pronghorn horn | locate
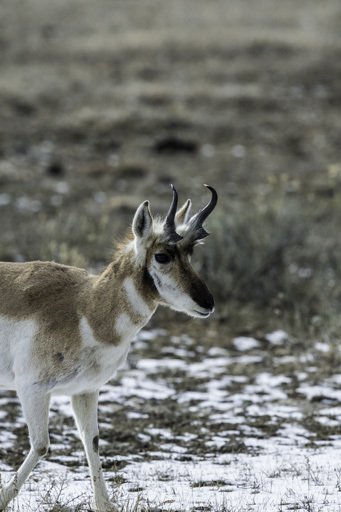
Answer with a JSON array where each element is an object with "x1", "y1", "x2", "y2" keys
[
  {"x1": 163, "y1": 184, "x2": 183, "y2": 244},
  {"x1": 187, "y1": 185, "x2": 218, "y2": 240}
]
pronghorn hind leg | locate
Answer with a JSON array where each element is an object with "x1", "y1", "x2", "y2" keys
[
  {"x1": 71, "y1": 392, "x2": 117, "y2": 512},
  {"x1": 0, "y1": 388, "x2": 50, "y2": 510}
]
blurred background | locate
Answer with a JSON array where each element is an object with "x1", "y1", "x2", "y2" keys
[{"x1": 0, "y1": 0, "x2": 340, "y2": 338}]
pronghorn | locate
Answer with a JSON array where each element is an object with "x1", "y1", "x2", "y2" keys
[{"x1": 0, "y1": 184, "x2": 217, "y2": 512}]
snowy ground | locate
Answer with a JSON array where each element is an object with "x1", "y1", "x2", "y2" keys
[{"x1": 1, "y1": 326, "x2": 341, "y2": 511}]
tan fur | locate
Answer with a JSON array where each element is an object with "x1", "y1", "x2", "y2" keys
[
  {"x1": 0, "y1": 246, "x2": 158, "y2": 388},
  {"x1": 85, "y1": 246, "x2": 158, "y2": 345},
  {"x1": 0, "y1": 262, "x2": 86, "y2": 380}
]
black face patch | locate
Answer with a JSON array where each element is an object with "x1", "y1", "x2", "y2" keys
[
  {"x1": 190, "y1": 280, "x2": 215, "y2": 310},
  {"x1": 56, "y1": 352, "x2": 64, "y2": 362}
]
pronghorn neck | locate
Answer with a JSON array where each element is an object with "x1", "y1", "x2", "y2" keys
[{"x1": 86, "y1": 242, "x2": 157, "y2": 345}]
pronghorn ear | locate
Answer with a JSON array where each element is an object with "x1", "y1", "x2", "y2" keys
[
  {"x1": 175, "y1": 199, "x2": 191, "y2": 225},
  {"x1": 132, "y1": 201, "x2": 153, "y2": 240}
]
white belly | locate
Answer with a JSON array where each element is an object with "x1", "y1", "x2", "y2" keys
[
  {"x1": 51, "y1": 342, "x2": 130, "y2": 395},
  {"x1": 0, "y1": 316, "x2": 131, "y2": 395},
  {"x1": 0, "y1": 317, "x2": 38, "y2": 390}
]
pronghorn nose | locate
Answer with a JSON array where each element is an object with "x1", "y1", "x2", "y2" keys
[
  {"x1": 190, "y1": 274, "x2": 215, "y2": 312},
  {"x1": 198, "y1": 292, "x2": 215, "y2": 312},
  {"x1": 205, "y1": 293, "x2": 215, "y2": 311}
]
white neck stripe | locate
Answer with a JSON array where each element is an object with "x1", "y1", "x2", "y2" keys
[{"x1": 123, "y1": 277, "x2": 152, "y2": 318}]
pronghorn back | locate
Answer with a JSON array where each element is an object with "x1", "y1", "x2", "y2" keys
[{"x1": 0, "y1": 260, "x2": 88, "y2": 318}]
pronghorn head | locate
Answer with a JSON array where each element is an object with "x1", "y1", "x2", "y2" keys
[{"x1": 131, "y1": 185, "x2": 217, "y2": 318}]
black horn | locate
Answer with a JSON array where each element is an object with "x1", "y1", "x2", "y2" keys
[
  {"x1": 188, "y1": 185, "x2": 218, "y2": 240},
  {"x1": 163, "y1": 184, "x2": 183, "y2": 243}
]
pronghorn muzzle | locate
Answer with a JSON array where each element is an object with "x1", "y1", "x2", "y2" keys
[{"x1": 189, "y1": 269, "x2": 215, "y2": 317}]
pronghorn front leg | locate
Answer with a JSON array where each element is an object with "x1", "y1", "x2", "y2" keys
[
  {"x1": 0, "y1": 388, "x2": 50, "y2": 510},
  {"x1": 71, "y1": 392, "x2": 117, "y2": 512}
]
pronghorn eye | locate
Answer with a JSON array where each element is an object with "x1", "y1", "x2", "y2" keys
[{"x1": 155, "y1": 253, "x2": 172, "y2": 264}]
